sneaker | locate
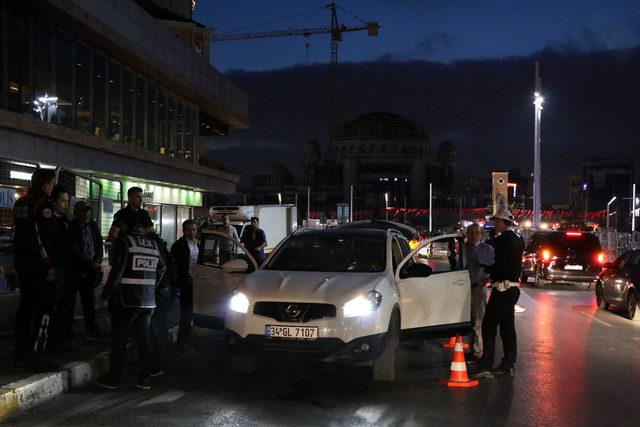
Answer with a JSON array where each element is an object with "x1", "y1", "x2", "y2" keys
[
  {"x1": 514, "y1": 304, "x2": 526, "y2": 313},
  {"x1": 96, "y1": 375, "x2": 119, "y2": 390},
  {"x1": 134, "y1": 377, "x2": 152, "y2": 390},
  {"x1": 473, "y1": 368, "x2": 494, "y2": 379},
  {"x1": 493, "y1": 365, "x2": 515, "y2": 376},
  {"x1": 150, "y1": 369, "x2": 164, "y2": 378}
]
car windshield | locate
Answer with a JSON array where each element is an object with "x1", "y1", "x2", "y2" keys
[
  {"x1": 544, "y1": 233, "x2": 600, "y2": 255},
  {"x1": 264, "y1": 234, "x2": 386, "y2": 272}
]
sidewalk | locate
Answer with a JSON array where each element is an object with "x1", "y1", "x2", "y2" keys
[{"x1": 0, "y1": 303, "x2": 180, "y2": 420}]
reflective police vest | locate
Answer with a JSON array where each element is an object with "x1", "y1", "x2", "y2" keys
[{"x1": 119, "y1": 234, "x2": 160, "y2": 308}]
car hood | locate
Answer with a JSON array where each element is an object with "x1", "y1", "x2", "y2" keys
[{"x1": 238, "y1": 270, "x2": 385, "y2": 303}]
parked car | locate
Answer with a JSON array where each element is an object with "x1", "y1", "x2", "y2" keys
[
  {"x1": 522, "y1": 230, "x2": 604, "y2": 287},
  {"x1": 192, "y1": 228, "x2": 470, "y2": 381},
  {"x1": 595, "y1": 250, "x2": 640, "y2": 320}
]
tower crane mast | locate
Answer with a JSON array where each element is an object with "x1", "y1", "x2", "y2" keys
[{"x1": 211, "y1": 3, "x2": 379, "y2": 140}]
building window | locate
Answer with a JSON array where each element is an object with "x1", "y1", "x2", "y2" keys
[
  {"x1": 33, "y1": 18, "x2": 53, "y2": 107},
  {"x1": 134, "y1": 75, "x2": 146, "y2": 148},
  {"x1": 7, "y1": 3, "x2": 31, "y2": 115},
  {"x1": 75, "y1": 42, "x2": 91, "y2": 133},
  {"x1": 55, "y1": 30, "x2": 74, "y2": 128},
  {"x1": 167, "y1": 93, "x2": 176, "y2": 156},
  {"x1": 157, "y1": 88, "x2": 166, "y2": 154},
  {"x1": 122, "y1": 68, "x2": 134, "y2": 144},
  {"x1": 184, "y1": 104, "x2": 194, "y2": 161},
  {"x1": 147, "y1": 82, "x2": 157, "y2": 152},
  {"x1": 161, "y1": 204, "x2": 177, "y2": 247},
  {"x1": 177, "y1": 98, "x2": 184, "y2": 158},
  {"x1": 93, "y1": 52, "x2": 107, "y2": 137},
  {"x1": 108, "y1": 60, "x2": 121, "y2": 142}
]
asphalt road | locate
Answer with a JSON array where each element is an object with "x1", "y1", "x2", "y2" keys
[{"x1": 8, "y1": 285, "x2": 640, "y2": 426}]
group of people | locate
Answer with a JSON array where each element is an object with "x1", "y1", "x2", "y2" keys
[
  {"x1": 465, "y1": 207, "x2": 525, "y2": 378},
  {"x1": 13, "y1": 169, "x2": 103, "y2": 372},
  {"x1": 11, "y1": 170, "x2": 202, "y2": 390}
]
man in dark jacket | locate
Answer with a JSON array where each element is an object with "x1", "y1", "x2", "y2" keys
[
  {"x1": 97, "y1": 225, "x2": 165, "y2": 390},
  {"x1": 474, "y1": 208, "x2": 525, "y2": 378},
  {"x1": 12, "y1": 169, "x2": 58, "y2": 371},
  {"x1": 66, "y1": 201, "x2": 103, "y2": 340},
  {"x1": 170, "y1": 219, "x2": 199, "y2": 351}
]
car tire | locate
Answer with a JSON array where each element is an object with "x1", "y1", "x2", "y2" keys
[
  {"x1": 595, "y1": 282, "x2": 609, "y2": 310},
  {"x1": 534, "y1": 270, "x2": 547, "y2": 288},
  {"x1": 231, "y1": 355, "x2": 256, "y2": 374},
  {"x1": 627, "y1": 290, "x2": 640, "y2": 321},
  {"x1": 372, "y1": 311, "x2": 399, "y2": 382}
]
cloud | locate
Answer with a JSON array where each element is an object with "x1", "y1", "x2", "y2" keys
[
  {"x1": 546, "y1": 27, "x2": 618, "y2": 53},
  {"x1": 416, "y1": 31, "x2": 456, "y2": 56}
]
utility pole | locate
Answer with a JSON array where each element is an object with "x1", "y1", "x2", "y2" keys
[
  {"x1": 632, "y1": 183, "x2": 636, "y2": 232},
  {"x1": 307, "y1": 186, "x2": 311, "y2": 222},
  {"x1": 350, "y1": 184, "x2": 353, "y2": 222},
  {"x1": 533, "y1": 61, "x2": 543, "y2": 230},
  {"x1": 429, "y1": 182, "x2": 433, "y2": 232}
]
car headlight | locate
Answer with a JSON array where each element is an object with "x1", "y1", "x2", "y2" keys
[
  {"x1": 343, "y1": 290, "x2": 383, "y2": 318},
  {"x1": 229, "y1": 291, "x2": 249, "y2": 314}
]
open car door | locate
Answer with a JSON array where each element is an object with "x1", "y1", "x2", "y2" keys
[
  {"x1": 192, "y1": 231, "x2": 258, "y2": 329},
  {"x1": 395, "y1": 234, "x2": 471, "y2": 337}
]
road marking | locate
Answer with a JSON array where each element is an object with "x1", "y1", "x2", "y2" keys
[{"x1": 577, "y1": 310, "x2": 612, "y2": 327}]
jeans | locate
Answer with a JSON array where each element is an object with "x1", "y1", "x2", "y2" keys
[
  {"x1": 177, "y1": 280, "x2": 193, "y2": 345},
  {"x1": 55, "y1": 271, "x2": 98, "y2": 342},
  {"x1": 479, "y1": 286, "x2": 520, "y2": 370},
  {"x1": 470, "y1": 284, "x2": 487, "y2": 358},
  {"x1": 150, "y1": 288, "x2": 175, "y2": 371},
  {"x1": 107, "y1": 305, "x2": 153, "y2": 380}
]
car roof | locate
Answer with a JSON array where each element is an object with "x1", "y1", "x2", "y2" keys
[
  {"x1": 337, "y1": 220, "x2": 417, "y2": 239},
  {"x1": 295, "y1": 228, "x2": 390, "y2": 239}
]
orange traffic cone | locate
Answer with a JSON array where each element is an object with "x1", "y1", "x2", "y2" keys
[
  {"x1": 438, "y1": 335, "x2": 479, "y2": 388},
  {"x1": 442, "y1": 336, "x2": 469, "y2": 349}
]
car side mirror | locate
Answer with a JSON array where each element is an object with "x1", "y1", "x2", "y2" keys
[
  {"x1": 400, "y1": 263, "x2": 433, "y2": 279},
  {"x1": 222, "y1": 259, "x2": 249, "y2": 273},
  {"x1": 602, "y1": 262, "x2": 614, "y2": 269}
]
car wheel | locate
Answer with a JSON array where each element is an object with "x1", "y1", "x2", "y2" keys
[
  {"x1": 534, "y1": 270, "x2": 547, "y2": 288},
  {"x1": 627, "y1": 290, "x2": 640, "y2": 321},
  {"x1": 372, "y1": 311, "x2": 399, "y2": 382},
  {"x1": 595, "y1": 283, "x2": 609, "y2": 310},
  {"x1": 231, "y1": 355, "x2": 256, "y2": 374}
]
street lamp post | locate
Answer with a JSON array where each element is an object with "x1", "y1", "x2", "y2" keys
[
  {"x1": 632, "y1": 183, "x2": 636, "y2": 232},
  {"x1": 428, "y1": 182, "x2": 433, "y2": 232},
  {"x1": 384, "y1": 192, "x2": 389, "y2": 221},
  {"x1": 533, "y1": 61, "x2": 543, "y2": 230},
  {"x1": 606, "y1": 196, "x2": 617, "y2": 229}
]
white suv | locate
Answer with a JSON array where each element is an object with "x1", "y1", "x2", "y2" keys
[{"x1": 192, "y1": 228, "x2": 471, "y2": 381}]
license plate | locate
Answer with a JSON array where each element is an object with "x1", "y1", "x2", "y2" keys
[
  {"x1": 565, "y1": 264, "x2": 583, "y2": 270},
  {"x1": 265, "y1": 325, "x2": 318, "y2": 340}
]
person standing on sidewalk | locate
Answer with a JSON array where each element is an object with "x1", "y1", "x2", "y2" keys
[
  {"x1": 97, "y1": 225, "x2": 165, "y2": 390},
  {"x1": 107, "y1": 187, "x2": 153, "y2": 242},
  {"x1": 241, "y1": 217, "x2": 267, "y2": 265},
  {"x1": 49, "y1": 185, "x2": 76, "y2": 352},
  {"x1": 216, "y1": 214, "x2": 239, "y2": 264},
  {"x1": 67, "y1": 201, "x2": 104, "y2": 340},
  {"x1": 12, "y1": 169, "x2": 58, "y2": 371},
  {"x1": 474, "y1": 208, "x2": 525, "y2": 378},
  {"x1": 170, "y1": 219, "x2": 199, "y2": 352},
  {"x1": 465, "y1": 223, "x2": 494, "y2": 362}
]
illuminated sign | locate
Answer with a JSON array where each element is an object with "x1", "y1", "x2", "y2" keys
[{"x1": 10, "y1": 171, "x2": 32, "y2": 181}]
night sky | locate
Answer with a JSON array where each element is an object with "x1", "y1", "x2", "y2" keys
[
  {"x1": 193, "y1": 1, "x2": 640, "y2": 204},
  {"x1": 195, "y1": 0, "x2": 640, "y2": 72}
]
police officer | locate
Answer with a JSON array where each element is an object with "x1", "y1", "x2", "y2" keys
[
  {"x1": 97, "y1": 225, "x2": 166, "y2": 390},
  {"x1": 107, "y1": 187, "x2": 153, "y2": 242},
  {"x1": 12, "y1": 169, "x2": 58, "y2": 371},
  {"x1": 474, "y1": 208, "x2": 525, "y2": 378}
]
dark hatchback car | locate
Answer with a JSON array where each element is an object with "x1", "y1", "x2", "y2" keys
[
  {"x1": 596, "y1": 250, "x2": 640, "y2": 320},
  {"x1": 522, "y1": 231, "x2": 604, "y2": 287}
]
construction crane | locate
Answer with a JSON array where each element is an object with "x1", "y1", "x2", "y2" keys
[{"x1": 211, "y1": 3, "x2": 379, "y2": 140}]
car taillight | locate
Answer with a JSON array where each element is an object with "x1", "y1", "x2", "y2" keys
[
  {"x1": 597, "y1": 252, "x2": 605, "y2": 264},
  {"x1": 565, "y1": 231, "x2": 582, "y2": 237},
  {"x1": 542, "y1": 250, "x2": 551, "y2": 261}
]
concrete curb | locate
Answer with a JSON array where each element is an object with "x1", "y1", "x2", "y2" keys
[{"x1": 0, "y1": 326, "x2": 179, "y2": 421}]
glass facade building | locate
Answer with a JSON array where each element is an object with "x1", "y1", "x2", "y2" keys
[{"x1": 0, "y1": 1, "x2": 197, "y2": 161}]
